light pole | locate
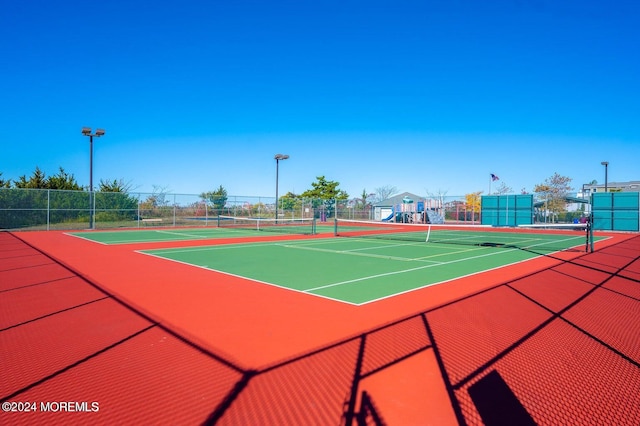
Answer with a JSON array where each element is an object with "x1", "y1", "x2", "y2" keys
[
  {"x1": 601, "y1": 161, "x2": 609, "y2": 192},
  {"x1": 82, "y1": 127, "x2": 106, "y2": 229},
  {"x1": 274, "y1": 154, "x2": 289, "y2": 223}
]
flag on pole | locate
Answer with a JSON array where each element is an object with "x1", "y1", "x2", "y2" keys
[{"x1": 491, "y1": 173, "x2": 500, "y2": 181}]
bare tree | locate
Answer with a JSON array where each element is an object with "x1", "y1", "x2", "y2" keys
[
  {"x1": 142, "y1": 184, "x2": 172, "y2": 208},
  {"x1": 494, "y1": 181, "x2": 513, "y2": 195},
  {"x1": 425, "y1": 188, "x2": 449, "y2": 211},
  {"x1": 373, "y1": 185, "x2": 398, "y2": 203}
]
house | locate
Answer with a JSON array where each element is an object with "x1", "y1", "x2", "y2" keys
[{"x1": 577, "y1": 181, "x2": 640, "y2": 214}]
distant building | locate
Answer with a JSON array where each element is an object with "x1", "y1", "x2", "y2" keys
[
  {"x1": 580, "y1": 181, "x2": 640, "y2": 197},
  {"x1": 576, "y1": 180, "x2": 640, "y2": 214}
]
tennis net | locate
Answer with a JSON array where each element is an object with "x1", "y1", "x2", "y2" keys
[
  {"x1": 217, "y1": 215, "x2": 316, "y2": 235},
  {"x1": 335, "y1": 219, "x2": 592, "y2": 252}
]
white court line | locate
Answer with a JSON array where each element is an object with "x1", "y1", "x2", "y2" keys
[
  {"x1": 278, "y1": 237, "x2": 495, "y2": 263},
  {"x1": 304, "y1": 248, "x2": 518, "y2": 292},
  {"x1": 139, "y1": 250, "x2": 362, "y2": 306},
  {"x1": 65, "y1": 232, "x2": 110, "y2": 245},
  {"x1": 305, "y1": 234, "x2": 585, "y2": 292},
  {"x1": 155, "y1": 230, "x2": 213, "y2": 239},
  {"x1": 276, "y1": 243, "x2": 440, "y2": 263},
  {"x1": 140, "y1": 234, "x2": 586, "y2": 305}
]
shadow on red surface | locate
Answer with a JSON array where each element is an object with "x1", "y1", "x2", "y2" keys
[{"x1": 1, "y1": 231, "x2": 639, "y2": 425}]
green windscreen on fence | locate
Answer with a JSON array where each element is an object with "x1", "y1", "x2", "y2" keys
[
  {"x1": 481, "y1": 195, "x2": 533, "y2": 226},
  {"x1": 592, "y1": 192, "x2": 640, "y2": 231}
]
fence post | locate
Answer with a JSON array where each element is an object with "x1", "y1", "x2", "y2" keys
[{"x1": 47, "y1": 189, "x2": 50, "y2": 231}]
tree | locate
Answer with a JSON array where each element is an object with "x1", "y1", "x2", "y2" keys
[
  {"x1": 300, "y1": 176, "x2": 348, "y2": 200},
  {"x1": 15, "y1": 166, "x2": 47, "y2": 189},
  {"x1": 533, "y1": 172, "x2": 573, "y2": 223},
  {"x1": 426, "y1": 188, "x2": 449, "y2": 207},
  {"x1": 13, "y1": 167, "x2": 82, "y2": 190},
  {"x1": 373, "y1": 185, "x2": 398, "y2": 203},
  {"x1": 279, "y1": 191, "x2": 300, "y2": 212},
  {"x1": 464, "y1": 191, "x2": 483, "y2": 222},
  {"x1": 10, "y1": 167, "x2": 86, "y2": 226},
  {"x1": 345, "y1": 189, "x2": 376, "y2": 220},
  {"x1": 355, "y1": 189, "x2": 375, "y2": 209},
  {"x1": 200, "y1": 185, "x2": 228, "y2": 214},
  {"x1": 99, "y1": 179, "x2": 133, "y2": 193},
  {"x1": 250, "y1": 202, "x2": 267, "y2": 216},
  {"x1": 95, "y1": 179, "x2": 138, "y2": 222},
  {"x1": 139, "y1": 185, "x2": 172, "y2": 216},
  {"x1": 494, "y1": 182, "x2": 513, "y2": 195},
  {"x1": 47, "y1": 168, "x2": 82, "y2": 190},
  {"x1": 300, "y1": 176, "x2": 348, "y2": 218},
  {"x1": 0, "y1": 172, "x2": 11, "y2": 188}
]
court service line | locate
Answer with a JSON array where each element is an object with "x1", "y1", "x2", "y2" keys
[
  {"x1": 303, "y1": 248, "x2": 520, "y2": 291},
  {"x1": 278, "y1": 239, "x2": 507, "y2": 263},
  {"x1": 276, "y1": 243, "x2": 442, "y2": 263},
  {"x1": 155, "y1": 230, "x2": 214, "y2": 239},
  {"x1": 304, "y1": 235, "x2": 584, "y2": 292}
]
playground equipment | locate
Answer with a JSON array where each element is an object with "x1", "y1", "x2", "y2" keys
[{"x1": 382, "y1": 197, "x2": 445, "y2": 224}]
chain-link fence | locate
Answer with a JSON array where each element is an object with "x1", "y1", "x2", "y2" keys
[
  {"x1": 0, "y1": 189, "x2": 342, "y2": 230},
  {"x1": 0, "y1": 188, "x2": 592, "y2": 231},
  {"x1": 0, "y1": 189, "x2": 266, "y2": 230}
]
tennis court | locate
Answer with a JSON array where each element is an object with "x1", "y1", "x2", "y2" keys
[
  {"x1": 68, "y1": 216, "x2": 324, "y2": 244},
  {"x1": 141, "y1": 223, "x2": 596, "y2": 304},
  {"x1": 3, "y1": 222, "x2": 638, "y2": 425}
]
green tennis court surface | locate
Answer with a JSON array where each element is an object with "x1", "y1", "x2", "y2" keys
[
  {"x1": 141, "y1": 233, "x2": 592, "y2": 305},
  {"x1": 68, "y1": 222, "x2": 334, "y2": 244}
]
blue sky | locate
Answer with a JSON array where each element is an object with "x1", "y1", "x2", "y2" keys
[{"x1": 1, "y1": 0, "x2": 638, "y2": 198}]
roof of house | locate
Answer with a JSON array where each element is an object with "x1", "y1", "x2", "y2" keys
[{"x1": 374, "y1": 192, "x2": 424, "y2": 207}]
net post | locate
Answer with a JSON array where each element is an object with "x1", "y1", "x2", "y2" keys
[
  {"x1": 589, "y1": 196, "x2": 595, "y2": 253},
  {"x1": 588, "y1": 221, "x2": 594, "y2": 253},
  {"x1": 425, "y1": 223, "x2": 432, "y2": 242},
  {"x1": 334, "y1": 217, "x2": 338, "y2": 236},
  {"x1": 584, "y1": 222, "x2": 589, "y2": 253}
]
